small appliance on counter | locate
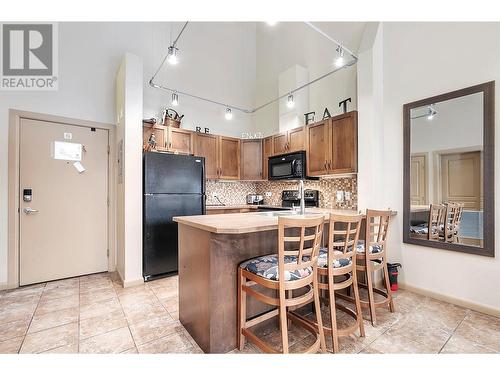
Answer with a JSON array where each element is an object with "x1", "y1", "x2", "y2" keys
[
  {"x1": 246, "y1": 194, "x2": 264, "y2": 205},
  {"x1": 281, "y1": 189, "x2": 319, "y2": 208}
]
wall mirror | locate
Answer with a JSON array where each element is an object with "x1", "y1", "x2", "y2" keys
[{"x1": 403, "y1": 82, "x2": 495, "y2": 256}]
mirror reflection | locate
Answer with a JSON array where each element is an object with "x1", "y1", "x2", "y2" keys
[{"x1": 409, "y1": 92, "x2": 483, "y2": 247}]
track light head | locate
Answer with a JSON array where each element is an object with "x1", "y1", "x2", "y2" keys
[
  {"x1": 225, "y1": 108, "x2": 233, "y2": 120},
  {"x1": 287, "y1": 94, "x2": 295, "y2": 109},
  {"x1": 167, "y1": 46, "x2": 179, "y2": 65},
  {"x1": 171, "y1": 92, "x2": 179, "y2": 106},
  {"x1": 335, "y1": 45, "x2": 345, "y2": 67}
]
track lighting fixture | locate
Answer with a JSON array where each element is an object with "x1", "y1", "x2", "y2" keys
[
  {"x1": 167, "y1": 46, "x2": 179, "y2": 65},
  {"x1": 287, "y1": 94, "x2": 295, "y2": 109},
  {"x1": 225, "y1": 108, "x2": 233, "y2": 120},
  {"x1": 335, "y1": 45, "x2": 345, "y2": 67},
  {"x1": 427, "y1": 104, "x2": 437, "y2": 120},
  {"x1": 171, "y1": 92, "x2": 179, "y2": 106}
]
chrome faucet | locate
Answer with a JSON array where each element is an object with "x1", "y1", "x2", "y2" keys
[{"x1": 298, "y1": 179, "x2": 305, "y2": 215}]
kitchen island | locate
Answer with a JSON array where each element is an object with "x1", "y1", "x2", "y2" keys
[{"x1": 173, "y1": 208, "x2": 366, "y2": 353}]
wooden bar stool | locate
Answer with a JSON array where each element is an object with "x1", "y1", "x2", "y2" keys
[
  {"x1": 340, "y1": 209, "x2": 394, "y2": 326},
  {"x1": 290, "y1": 214, "x2": 365, "y2": 353},
  {"x1": 237, "y1": 215, "x2": 326, "y2": 354}
]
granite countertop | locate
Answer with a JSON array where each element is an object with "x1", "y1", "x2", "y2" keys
[
  {"x1": 174, "y1": 208, "x2": 368, "y2": 234},
  {"x1": 205, "y1": 204, "x2": 290, "y2": 211}
]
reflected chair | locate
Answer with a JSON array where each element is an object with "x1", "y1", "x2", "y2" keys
[
  {"x1": 290, "y1": 214, "x2": 365, "y2": 353},
  {"x1": 237, "y1": 215, "x2": 326, "y2": 354},
  {"x1": 441, "y1": 202, "x2": 464, "y2": 243},
  {"x1": 410, "y1": 204, "x2": 446, "y2": 241},
  {"x1": 339, "y1": 209, "x2": 394, "y2": 326}
]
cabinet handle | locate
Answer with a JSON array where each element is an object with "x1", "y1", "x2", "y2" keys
[{"x1": 324, "y1": 161, "x2": 327, "y2": 171}]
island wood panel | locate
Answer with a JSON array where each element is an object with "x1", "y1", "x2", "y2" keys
[
  {"x1": 178, "y1": 224, "x2": 279, "y2": 353},
  {"x1": 288, "y1": 126, "x2": 305, "y2": 152},
  {"x1": 330, "y1": 111, "x2": 357, "y2": 173},
  {"x1": 167, "y1": 127, "x2": 193, "y2": 154},
  {"x1": 240, "y1": 139, "x2": 262, "y2": 180},
  {"x1": 219, "y1": 136, "x2": 240, "y2": 180},
  {"x1": 262, "y1": 136, "x2": 273, "y2": 179},
  {"x1": 272, "y1": 132, "x2": 288, "y2": 155},
  {"x1": 193, "y1": 133, "x2": 219, "y2": 179},
  {"x1": 306, "y1": 120, "x2": 330, "y2": 176}
]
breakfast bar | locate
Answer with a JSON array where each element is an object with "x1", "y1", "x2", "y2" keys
[{"x1": 173, "y1": 209, "x2": 365, "y2": 353}]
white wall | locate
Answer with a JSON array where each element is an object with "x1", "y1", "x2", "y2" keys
[
  {"x1": 358, "y1": 22, "x2": 500, "y2": 311},
  {"x1": 254, "y1": 22, "x2": 361, "y2": 136}
]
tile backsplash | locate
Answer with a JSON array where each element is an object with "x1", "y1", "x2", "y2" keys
[{"x1": 206, "y1": 176, "x2": 357, "y2": 209}]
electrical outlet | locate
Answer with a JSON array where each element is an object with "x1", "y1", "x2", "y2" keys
[
  {"x1": 345, "y1": 192, "x2": 351, "y2": 201},
  {"x1": 265, "y1": 192, "x2": 272, "y2": 198}
]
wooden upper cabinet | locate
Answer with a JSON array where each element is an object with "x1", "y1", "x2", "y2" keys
[
  {"x1": 306, "y1": 120, "x2": 330, "y2": 176},
  {"x1": 240, "y1": 139, "x2": 263, "y2": 180},
  {"x1": 288, "y1": 127, "x2": 305, "y2": 152},
  {"x1": 272, "y1": 133, "x2": 288, "y2": 155},
  {"x1": 272, "y1": 127, "x2": 305, "y2": 155},
  {"x1": 330, "y1": 111, "x2": 358, "y2": 174},
  {"x1": 193, "y1": 133, "x2": 219, "y2": 179},
  {"x1": 143, "y1": 124, "x2": 167, "y2": 151},
  {"x1": 167, "y1": 127, "x2": 193, "y2": 154},
  {"x1": 218, "y1": 136, "x2": 240, "y2": 180},
  {"x1": 262, "y1": 136, "x2": 273, "y2": 180},
  {"x1": 306, "y1": 111, "x2": 358, "y2": 176}
]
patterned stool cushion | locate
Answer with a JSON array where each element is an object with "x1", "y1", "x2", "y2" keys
[
  {"x1": 355, "y1": 240, "x2": 382, "y2": 254},
  {"x1": 318, "y1": 248, "x2": 352, "y2": 268},
  {"x1": 410, "y1": 224, "x2": 428, "y2": 234},
  {"x1": 240, "y1": 254, "x2": 312, "y2": 281}
]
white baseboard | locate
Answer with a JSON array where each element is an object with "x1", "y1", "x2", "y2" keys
[
  {"x1": 116, "y1": 270, "x2": 144, "y2": 288},
  {"x1": 399, "y1": 282, "x2": 500, "y2": 319}
]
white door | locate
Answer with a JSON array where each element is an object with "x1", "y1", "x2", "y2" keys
[{"x1": 19, "y1": 118, "x2": 109, "y2": 286}]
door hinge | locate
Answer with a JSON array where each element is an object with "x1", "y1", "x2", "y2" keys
[{"x1": 107, "y1": 249, "x2": 110, "y2": 258}]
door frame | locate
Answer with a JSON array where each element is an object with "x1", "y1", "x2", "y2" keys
[
  {"x1": 410, "y1": 152, "x2": 429, "y2": 205},
  {"x1": 6, "y1": 109, "x2": 116, "y2": 290}
]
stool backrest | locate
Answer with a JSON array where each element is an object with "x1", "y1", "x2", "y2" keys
[
  {"x1": 278, "y1": 215, "x2": 325, "y2": 279},
  {"x1": 328, "y1": 214, "x2": 363, "y2": 262},
  {"x1": 428, "y1": 204, "x2": 446, "y2": 240},
  {"x1": 444, "y1": 202, "x2": 464, "y2": 242},
  {"x1": 365, "y1": 209, "x2": 392, "y2": 254}
]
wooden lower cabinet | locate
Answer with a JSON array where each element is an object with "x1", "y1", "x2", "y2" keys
[
  {"x1": 240, "y1": 139, "x2": 262, "y2": 180},
  {"x1": 262, "y1": 136, "x2": 273, "y2": 180},
  {"x1": 193, "y1": 133, "x2": 219, "y2": 179}
]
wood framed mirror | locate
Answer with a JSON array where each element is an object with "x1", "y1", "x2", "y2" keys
[{"x1": 403, "y1": 81, "x2": 495, "y2": 257}]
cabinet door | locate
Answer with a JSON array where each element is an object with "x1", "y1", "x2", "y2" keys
[
  {"x1": 143, "y1": 124, "x2": 167, "y2": 151},
  {"x1": 241, "y1": 139, "x2": 262, "y2": 180},
  {"x1": 272, "y1": 133, "x2": 288, "y2": 155},
  {"x1": 219, "y1": 136, "x2": 241, "y2": 180},
  {"x1": 330, "y1": 111, "x2": 357, "y2": 173},
  {"x1": 167, "y1": 127, "x2": 193, "y2": 154},
  {"x1": 262, "y1": 136, "x2": 273, "y2": 180},
  {"x1": 288, "y1": 127, "x2": 305, "y2": 152},
  {"x1": 193, "y1": 133, "x2": 219, "y2": 179},
  {"x1": 306, "y1": 120, "x2": 330, "y2": 176}
]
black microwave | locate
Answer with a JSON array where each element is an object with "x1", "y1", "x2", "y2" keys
[{"x1": 268, "y1": 151, "x2": 306, "y2": 180}]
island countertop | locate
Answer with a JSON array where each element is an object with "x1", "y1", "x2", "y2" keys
[{"x1": 174, "y1": 208, "x2": 369, "y2": 234}]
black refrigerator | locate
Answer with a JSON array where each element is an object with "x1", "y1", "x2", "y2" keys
[{"x1": 143, "y1": 152, "x2": 206, "y2": 280}]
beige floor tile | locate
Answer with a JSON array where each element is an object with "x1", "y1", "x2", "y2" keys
[
  {"x1": 118, "y1": 289, "x2": 158, "y2": 308},
  {"x1": 414, "y1": 297, "x2": 468, "y2": 331},
  {"x1": 29, "y1": 307, "x2": 79, "y2": 334},
  {"x1": 0, "y1": 336, "x2": 24, "y2": 354},
  {"x1": 0, "y1": 284, "x2": 45, "y2": 300},
  {"x1": 368, "y1": 331, "x2": 436, "y2": 354},
  {"x1": 79, "y1": 327, "x2": 135, "y2": 354},
  {"x1": 359, "y1": 346, "x2": 384, "y2": 354},
  {"x1": 168, "y1": 310, "x2": 179, "y2": 320},
  {"x1": 40, "y1": 286, "x2": 79, "y2": 302},
  {"x1": 137, "y1": 332, "x2": 196, "y2": 354},
  {"x1": 160, "y1": 297, "x2": 178, "y2": 311},
  {"x1": 122, "y1": 301, "x2": 168, "y2": 325},
  {"x1": 80, "y1": 288, "x2": 117, "y2": 305},
  {"x1": 129, "y1": 316, "x2": 179, "y2": 345},
  {"x1": 79, "y1": 309, "x2": 127, "y2": 340},
  {"x1": 35, "y1": 295, "x2": 79, "y2": 315},
  {"x1": 453, "y1": 312, "x2": 500, "y2": 352},
  {"x1": 228, "y1": 342, "x2": 260, "y2": 354},
  {"x1": 45, "y1": 278, "x2": 79, "y2": 290},
  {"x1": 149, "y1": 285, "x2": 178, "y2": 300},
  {"x1": 40, "y1": 343, "x2": 79, "y2": 354},
  {"x1": 440, "y1": 333, "x2": 498, "y2": 354},
  {"x1": 80, "y1": 278, "x2": 114, "y2": 293},
  {"x1": 0, "y1": 302, "x2": 38, "y2": 325},
  {"x1": 121, "y1": 347, "x2": 138, "y2": 354},
  {"x1": 0, "y1": 318, "x2": 30, "y2": 341},
  {"x1": 80, "y1": 297, "x2": 122, "y2": 320},
  {"x1": 20, "y1": 322, "x2": 78, "y2": 354}
]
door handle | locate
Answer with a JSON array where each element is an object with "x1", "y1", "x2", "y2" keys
[{"x1": 23, "y1": 207, "x2": 39, "y2": 214}]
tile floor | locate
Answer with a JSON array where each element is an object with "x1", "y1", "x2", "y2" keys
[{"x1": 1, "y1": 272, "x2": 499, "y2": 354}]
